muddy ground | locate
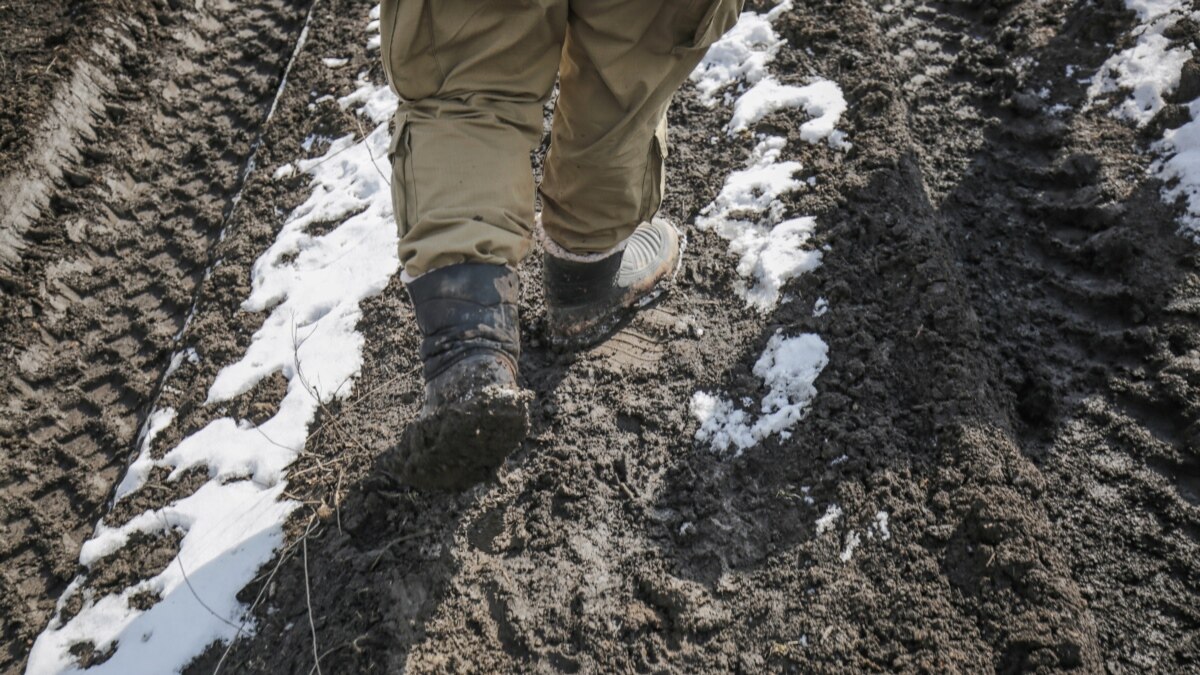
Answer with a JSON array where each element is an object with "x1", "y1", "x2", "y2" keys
[{"x1": 2, "y1": 0, "x2": 1199, "y2": 673}]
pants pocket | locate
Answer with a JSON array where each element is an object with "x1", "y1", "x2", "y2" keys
[
  {"x1": 672, "y1": 0, "x2": 745, "y2": 54},
  {"x1": 639, "y1": 119, "x2": 668, "y2": 223},
  {"x1": 388, "y1": 112, "x2": 418, "y2": 236}
]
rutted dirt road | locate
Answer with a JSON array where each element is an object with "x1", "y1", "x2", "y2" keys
[
  {"x1": 0, "y1": 0, "x2": 310, "y2": 668},
  {"x1": 2, "y1": 0, "x2": 1199, "y2": 673}
]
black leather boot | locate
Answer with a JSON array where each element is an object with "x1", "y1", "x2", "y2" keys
[
  {"x1": 388, "y1": 263, "x2": 530, "y2": 489},
  {"x1": 543, "y1": 219, "x2": 682, "y2": 348}
]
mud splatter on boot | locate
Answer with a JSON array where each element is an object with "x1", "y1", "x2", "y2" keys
[
  {"x1": 386, "y1": 263, "x2": 530, "y2": 490},
  {"x1": 543, "y1": 219, "x2": 683, "y2": 349}
]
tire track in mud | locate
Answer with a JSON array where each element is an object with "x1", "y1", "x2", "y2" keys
[
  {"x1": 889, "y1": 0, "x2": 1200, "y2": 668},
  {"x1": 734, "y1": 2, "x2": 1108, "y2": 668},
  {"x1": 0, "y1": 0, "x2": 130, "y2": 217},
  {"x1": 19, "y1": 0, "x2": 397, "y2": 669},
  {"x1": 872, "y1": 0, "x2": 1200, "y2": 668},
  {"x1": 0, "y1": 0, "x2": 310, "y2": 669}
]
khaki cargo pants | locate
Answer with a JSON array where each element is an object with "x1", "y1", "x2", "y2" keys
[{"x1": 380, "y1": 0, "x2": 744, "y2": 277}]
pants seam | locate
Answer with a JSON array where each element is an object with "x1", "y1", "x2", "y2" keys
[{"x1": 424, "y1": 4, "x2": 448, "y2": 91}]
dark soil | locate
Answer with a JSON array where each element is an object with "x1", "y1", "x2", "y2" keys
[{"x1": 3, "y1": 0, "x2": 1198, "y2": 673}]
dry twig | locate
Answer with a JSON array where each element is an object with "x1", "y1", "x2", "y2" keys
[{"x1": 304, "y1": 525, "x2": 322, "y2": 675}]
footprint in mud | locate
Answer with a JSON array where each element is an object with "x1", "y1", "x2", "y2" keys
[{"x1": 589, "y1": 306, "x2": 700, "y2": 370}]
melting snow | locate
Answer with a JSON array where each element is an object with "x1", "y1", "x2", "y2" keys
[
  {"x1": 874, "y1": 511, "x2": 891, "y2": 541},
  {"x1": 337, "y1": 72, "x2": 398, "y2": 125},
  {"x1": 1090, "y1": 1, "x2": 1200, "y2": 238},
  {"x1": 690, "y1": 1, "x2": 793, "y2": 105},
  {"x1": 1088, "y1": 29, "x2": 1191, "y2": 126},
  {"x1": 814, "y1": 504, "x2": 842, "y2": 535},
  {"x1": 729, "y1": 77, "x2": 849, "y2": 149},
  {"x1": 689, "y1": 0, "x2": 840, "y2": 452},
  {"x1": 1126, "y1": 0, "x2": 1190, "y2": 21},
  {"x1": 839, "y1": 531, "x2": 861, "y2": 562},
  {"x1": 1154, "y1": 99, "x2": 1200, "y2": 237},
  {"x1": 114, "y1": 407, "x2": 176, "y2": 500},
  {"x1": 30, "y1": 482, "x2": 294, "y2": 675},
  {"x1": 695, "y1": 136, "x2": 823, "y2": 310},
  {"x1": 689, "y1": 1, "x2": 847, "y2": 311},
  {"x1": 692, "y1": 331, "x2": 829, "y2": 454},
  {"x1": 1087, "y1": 1, "x2": 1193, "y2": 126}
]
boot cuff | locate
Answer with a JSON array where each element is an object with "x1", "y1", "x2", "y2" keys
[{"x1": 536, "y1": 219, "x2": 627, "y2": 263}]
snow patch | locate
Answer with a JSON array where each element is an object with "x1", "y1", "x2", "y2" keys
[
  {"x1": 695, "y1": 135, "x2": 823, "y2": 310},
  {"x1": 301, "y1": 133, "x2": 331, "y2": 152},
  {"x1": 28, "y1": 482, "x2": 293, "y2": 675},
  {"x1": 839, "y1": 531, "x2": 861, "y2": 562},
  {"x1": 729, "y1": 77, "x2": 849, "y2": 148},
  {"x1": 689, "y1": 0, "x2": 847, "y2": 314},
  {"x1": 815, "y1": 504, "x2": 842, "y2": 535},
  {"x1": 689, "y1": 7, "x2": 845, "y2": 445},
  {"x1": 1126, "y1": 0, "x2": 1188, "y2": 21},
  {"x1": 161, "y1": 347, "x2": 199, "y2": 385},
  {"x1": 689, "y1": 1, "x2": 793, "y2": 105},
  {"x1": 1153, "y1": 99, "x2": 1200, "y2": 237},
  {"x1": 1090, "y1": 2, "x2": 1200, "y2": 238},
  {"x1": 338, "y1": 72, "x2": 398, "y2": 125},
  {"x1": 692, "y1": 331, "x2": 829, "y2": 454},
  {"x1": 1087, "y1": 3, "x2": 1193, "y2": 126},
  {"x1": 113, "y1": 407, "x2": 176, "y2": 500},
  {"x1": 836, "y1": 512, "x2": 891, "y2": 563},
  {"x1": 873, "y1": 511, "x2": 891, "y2": 541}
]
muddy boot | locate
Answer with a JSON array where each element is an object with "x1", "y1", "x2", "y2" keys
[
  {"x1": 391, "y1": 263, "x2": 531, "y2": 490},
  {"x1": 543, "y1": 219, "x2": 683, "y2": 349}
]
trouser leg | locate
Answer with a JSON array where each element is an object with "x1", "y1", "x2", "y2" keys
[
  {"x1": 539, "y1": 0, "x2": 744, "y2": 254},
  {"x1": 380, "y1": 0, "x2": 567, "y2": 277}
]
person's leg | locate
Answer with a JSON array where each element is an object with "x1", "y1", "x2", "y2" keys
[
  {"x1": 539, "y1": 0, "x2": 743, "y2": 345},
  {"x1": 541, "y1": 0, "x2": 743, "y2": 253},
  {"x1": 382, "y1": 0, "x2": 567, "y2": 278},
  {"x1": 379, "y1": 0, "x2": 565, "y2": 488}
]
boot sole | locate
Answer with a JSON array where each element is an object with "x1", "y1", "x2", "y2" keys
[
  {"x1": 549, "y1": 234, "x2": 687, "y2": 351},
  {"x1": 393, "y1": 384, "x2": 531, "y2": 491}
]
